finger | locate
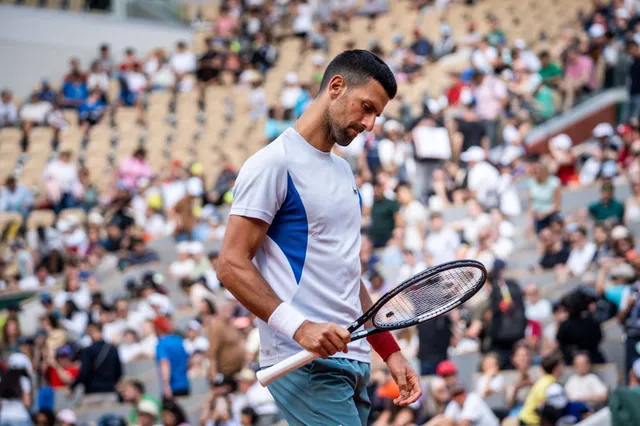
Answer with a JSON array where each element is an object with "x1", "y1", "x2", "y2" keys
[
  {"x1": 320, "y1": 338, "x2": 341, "y2": 357},
  {"x1": 333, "y1": 325, "x2": 352, "y2": 344},
  {"x1": 395, "y1": 375, "x2": 422, "y2": 406},
  {"x1": 325, "y1": 330, "x2": 347, "y2": 353},
  {"x1": 313, "y1": 343, "x2": 329, "y2": 359}
]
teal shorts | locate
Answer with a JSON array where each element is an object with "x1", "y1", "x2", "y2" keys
[{"x1": 266, "y1": 357, "x2": 371, "y2": 426}]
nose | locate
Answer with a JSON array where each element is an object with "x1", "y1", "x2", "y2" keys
[{"x1": 363, "y1": 115, "x2": 376, "y2": 132}]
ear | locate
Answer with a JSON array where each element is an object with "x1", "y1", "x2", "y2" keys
[{"x1": 327, "y1": 75, "x2": 346, "y2": 99}]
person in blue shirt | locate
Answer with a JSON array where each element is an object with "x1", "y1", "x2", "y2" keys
[
  {"x1": 154, "y1": 316, "x2": 190, "y2": 398},
  {"x1": 60, "y1": 73, "x2": 88, "y2": 109},
  {"x1": 38, "y1": 79, "x2": 57, "y2": 104},
  {"x1": 78, "y1": 90, "x2": 107, "y2": 145}
]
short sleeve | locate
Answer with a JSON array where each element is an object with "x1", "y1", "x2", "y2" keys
[
  {"x1": 20, "y1": 376, "x2": 31, "y2": 393},
  {"x1": 156, "y1": 340, "x2": 167, "y2": 361},
  {"x1": 549, "y1": 176, "x2": 560, "y2": 190},
  {"x1": 444, "y1": 400, "x2": 461, "y2": 419},
  {"x1": 229, "y1": 145, "x2": 287, "y2": 225},
  {"x1": 460, "y1": 393, "x2": 481, "y2": 420}
]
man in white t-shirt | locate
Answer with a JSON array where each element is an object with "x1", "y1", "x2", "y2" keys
[
  {"x1": 564, "y1": 226, "x2": 596, "y2": 277},
  {"x1": 444, "y1": 383, "x2": 500, "y2": 426},
  {"x1": 395, "y1": 182, "x2": 427, "y2": 252},
  {"x1": 564, "y1": 352, "x2": 608, "y2": 404},
  {"x1": 170, "y1": 41, "x2": 196, "y2": 91},
  {"x1": 169, "y1": 242, "x2": 196, "y2": 280},
  {"x1": 218, "y1": 50, "x2": 420, "y2": 426},
  {"x1": 425, "y1": 212, "x2": 460, "y2": 266},
  {"x1": 524, "y1": 284, "x2": 553, "y2": 325},
  {"x1": 280, "y1": 72, "x2": 303, "y2": 110},
  {"x1": 460, "y1": 146, "x2": 500, "y2": 209}
]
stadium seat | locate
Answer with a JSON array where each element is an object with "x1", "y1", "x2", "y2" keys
[
  {"x1": 26, "y1": 210, "x2": 56, "y2": 230},
  {"x1": 67, "y1": 0, "x2": 84, "y2": 12},
  {"x1": 59, "y1": 207, "x2": 86, "y2": 224}
]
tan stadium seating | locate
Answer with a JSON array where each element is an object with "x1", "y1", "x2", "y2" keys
[{"x1": 26, "y1": 209, "x2": 56, "y2": 230}]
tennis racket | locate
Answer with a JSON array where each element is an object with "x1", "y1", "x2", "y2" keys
[{"x1": 257, "y1": 259, "x2": 487, "y2": 386}]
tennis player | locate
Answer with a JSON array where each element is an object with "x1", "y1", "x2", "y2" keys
[{"x1": 217, "y1": 50, "x2": 422, "y2": 425}]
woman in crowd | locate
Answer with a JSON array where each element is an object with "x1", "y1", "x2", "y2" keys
[
  {"x1": 505, "y1": 343, "x2": 540, "y2": 418},
  {"x1": 0, "y1": 353, "x2": 33, "y2": 426},
  {"x1": 1, "y1": 316, "x2": 21, "y2": 358},
  {"x1": 525, "y1": 159, "x2": 561, "y2": 233}
]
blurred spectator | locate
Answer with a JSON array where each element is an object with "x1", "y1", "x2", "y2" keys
[
  {"x1": 38, "y1": 79, "x2": 57, "y2": 104},
  {"x1": 119, "y1": 148, "x2": 154, "y2": 191},
  {"x1": 279, "y1": 72, "x2": 303, "y2": 110},
  {"x1": 1, "y1": 316, "x2": 21, "y2": 357},
  {"x1": 232, "y1": 368, "x2": 280, "y2": 424},
  {"x1": 588, "y1": 181, "x2": 625, "y2": 223},
  {"x1": 119, "y1": 47, "x2": 140, "y2": 72},
  {"x1": 0, "y1": 89, "x2": 18, "y2": 128},
  {"x1": 207, "y1": 299, "x2": 244, "y2": 384},
  {"x1": 117, "y1": 238, "x2": 160, "y2": 271},
  {"x1": 210, "y1": 156, "x2": 238, "y2": 206},
  {"x1": 548, "y1": 134, "x2": 578, "y2": 186},
  {"x1": 436, "y1": 360, "x2": 458, "y2": 389},
  {"x1": 395, "y1": 182, "x2": 426, "y2": 252},
  {"x1": 416, "y1": 376, "x2": 450, "y2": 425},
  {"x1": 476, "y1": 352, "x2": 505, "y2": 399},
  {"x1": 564, "y1": 351, "x2": 608, "y2": 406},
  {"x1": 170, "y1": 41, "x2": 197, "y2": 92},
  {"x1": 460, "y1": 146, "x2": 500, "y2": 209},
  {"x1": 518, "y1": 351, "x2": 565, "y2": 425},
  {"x1": 172, "y1": 177, "x2": 203, "y2": 241},
  {"x1": 444, "y1": 382, "x2": 500, "y2": 426},
  {"x1": 618, "y1": 278, "x2": 640, "y2": 378},
  {"x1": 60, "y1": 72, "x2": 88, "y2": 109},
  {"x1": 524, "y1": 284, "x2": 553, "y2": 325},
  {"x1": 155, "y1": 316, "x2": 190, "y2": 398},
  {"x1": 96, "y1": 43, "x2": 114, "y2": 75},
  {"x1": 473, "y1": 69, "x2": 508, "y2": 148},
  {"x1": 424, "y1": 212, "x2": 460, "y2": 266},
  {"x1": 556, "y1": 291, "x2": 605, "y2": 365},
  {"x1": 87, "y1": 61, "x2": 109, "y2": 100},
  {"x1": 538, "y1": 51, "x2": 564, "y2": 85},
  {"x1": 19, "y1": 92, "x2": 53, "y2": 152},
  {"x1": 0, "y1": 176, "x2": 33, "y2": 218},
  {"x1": 369, "y1": 179, "x2": 400, "y2": 248},
  {"x1": 0, "y1": 353, "x2": 33, "y2": 425},
  {"x1": 78, "y1": 89, "x2": 107, "y2": 143},
  {"x1": 538, "y1": 226, "x2": 570, "y2": 271},
  {"x1": 34, "y1": 410, "x2": 56, "y2": 426},
  {"x1": 69, "y1": 322, "x2": 122, "y2": 403},
  {"x1": 136, "y1": 399, "x2": 161, "y2": 426},
  {"x1": 432, "y1": 23, "x2": 456, "y2": 60},
  {"x1": 42, "y1": 344, "x2": 79, "y2": 389},
  {"x1": 42, "y1": 150, "x2": 81, "y2": 214},
  {"x1": 560, "y1": 47, "x2": 595, "y2": 111},
  {"x1": 418, "y1": 312, "x2": 452, "y2": 376},
  {"x1": 161, "y1": 398, "x2": 189, "y2": 426},
  {"x1": 559, "y1": 226, "x2": 597, "y2": 280},
  {"x1": 623, "y1": 41, "x2": 640, "y2": 122},
  {"x1": 505, "y1": 344, "x2": 539, "y2": 418},
  {"x1": 525, "y1": 160, "x2": 561, "y2": 233},
  {"x1": 183, "y1": 319, "x2": 209, "y2": 356},
  {"x1": 122, "y1": 379, "x2": 162, "y2": 426}
]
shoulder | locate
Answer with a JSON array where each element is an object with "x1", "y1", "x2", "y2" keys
[{"x1": 242, "y1": 136, "x2": 288, "y2": 171}]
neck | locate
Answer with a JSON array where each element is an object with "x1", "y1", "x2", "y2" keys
[{"x1": 295, "y1": 99, "x2": 333, "y2": 153}]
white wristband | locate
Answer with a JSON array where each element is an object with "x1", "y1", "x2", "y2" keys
[{"x1": 268, "y1": 303, "x2": 307, "y2": 339}]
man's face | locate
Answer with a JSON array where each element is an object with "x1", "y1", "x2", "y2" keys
[
  {"x1": 539, "y1": 229, "x2": 554, "y2": 249},
  {"x1": 324, "y1": 77, "x2": 389, "y2": 147},
  {"x1": 123, "y1": 384, "x2": 138, "y2": 402},
  {"x1": 430, "y1": 216, "x2": 444, "y2": 232},
  {"x1": 574, "y1": 354, "x2": 590, "y2": 375},
  {"x1": 139, "y1": 413, "x2": 154, "y2": 426},
  {"x1": 600, "y1": 189, "x2": 613, "y2": 203}
]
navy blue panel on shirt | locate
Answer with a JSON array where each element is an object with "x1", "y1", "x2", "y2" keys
[{"x1": 267, "y1": 171, "x2": 309, "y2": 284}]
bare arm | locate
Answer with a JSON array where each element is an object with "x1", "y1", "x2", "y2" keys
[
  {"x1": 217, "y1": 215, "x2": 282, "y2": 322},
  {"x1": 160, "y1": 358, "x2": 171, "y2": 396}
]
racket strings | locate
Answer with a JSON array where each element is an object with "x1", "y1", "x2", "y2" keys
[{"x1": 372, "y1": 266, "x2": 483, "y2": 329}]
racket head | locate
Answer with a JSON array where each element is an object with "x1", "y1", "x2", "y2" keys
[{"x1": 370, "y1": 259, "x2": 487, "y2": 330}]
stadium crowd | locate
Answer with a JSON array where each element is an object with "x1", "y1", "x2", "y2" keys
[{"x1": 1, "y1": 0, "x2": 640, "y2": 425}]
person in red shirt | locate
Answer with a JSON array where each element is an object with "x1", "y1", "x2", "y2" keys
[
  {"x1": 63, "y1": 58, "x2": 87, "y2": 84},
  {"x1": 119, "y1": 48, "x2": 140, "y2": 73},
  {"x1": 446, "y1": 71, "x2": 466, "y2": 106},
  {"x1": 43, "y1": 344, "x2": 79, "y2": 388}
]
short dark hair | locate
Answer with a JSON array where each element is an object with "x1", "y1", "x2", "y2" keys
[
  {"x1": 130, "y1": 379, "x2": 145, "y2": 394},
  {"x1": 318, "y1": 50, "x2": 397, "y2": 99},
  {"x1": 541, "y1": 351, "x2": 564, "y2": 374}
]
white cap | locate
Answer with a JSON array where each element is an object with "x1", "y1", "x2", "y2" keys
[
  {"x1": 138, "y1": 399, "x2": 159, "y2": 417},
  {"x1": 8, "y1": 352, "x2": 32, "y2": 374},
  {"x1": 460, "y1": 146, "x2": 486, "y2": 162},
  {"x1": 616, "y1": 8, "x2": 631, "y2": 20},
  {"x1": 550, "y1": 134, "x2": 572, "y2": 150},
  {"x1": 500, "y1": 145, "x2": 524, "y2": 166},
  {"x1": 312, "y1": 54, "x2": 325, "y2": 66},
  {"x1": 187, "y1": 177, "x2": 203, "y2": 197},
  {"x1": 188, "y1": 240, "x2": 204, "y2": 255},
  {"x1": 284, "y1": 72, "x2": 298, "y2": 85},
  {"x1": 593, "y1": 122, "x2": 614, "y2": 138},
  {"x1": 187, "y1": 319, "x2": 202, "y2": 332},
  {"x1": 427, "y1": 98, "x2": 443, "y2": 114},
  {"x1": 383, "y1": 119, "x2": 403, "y2": 134},
  {"x1": 176, "y1": 241, "x2": 190, "y2": 254},
  {"x1": 588, "y1": 23, "x2": 606, "y2": 38},
  {"x1": 88, "y1": 211, "x2": 104, "y2": 225},
  {"x1": 514, "y1": 39, "x2": 527, "y2": 49},
  {"x1": 57, "y1": 409, "x2": 77, "y2": 424},
  {"x1": 611, "y1": 225, "x2": 630, "y2": 240},
  {"x1": 56, "y1": 219, "x2": 71, "y2": 233}
]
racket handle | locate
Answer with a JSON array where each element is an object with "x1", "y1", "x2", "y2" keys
[{"x1": 256, "y1": 350, "x2": 318, "y2": 387}]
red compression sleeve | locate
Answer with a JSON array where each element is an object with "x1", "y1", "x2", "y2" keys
[{"x1": 367, "y1": 331, "x2": 401, "y2": 361}]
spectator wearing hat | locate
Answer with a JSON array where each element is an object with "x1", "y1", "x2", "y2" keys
[
  {"x1": 56, "y1": 409, "x2": 77, "y2": 426},
  {"x1": 171, "y1": 176, "x2": 204, "y2": 242},
  {"x1": 122, "y1": 379, "x2": 162, "y2": 426},
  {"x1": 444, "y1": 382, "x2": 500, "y2": 426},
  {"x1": 435, "y1": 360, "x2": 458, "y2": 390},
  {"x1": 432, "y1": 23, "x2": 456, "y2": 60},
  {"x1": 0, "y1": 353, "x2": 33, "y2": 426},
  {"x1": 0, "y1": 89, "x2": 18, "y2": 128},
  {"x1": 207, "y1": 299, "x2": 245, "y2": 386},
  {"x1": 69, "y1": 322, "x2": 122, "y2": 404},
  {"x1": 232, "y1": 368, "x2": 280, "y2": 424},
  {"x1": 169, "y1": 242, "x2": 195, "y2": 280},
  {"x1": 460, "y1": 146, "x2": 500, "y2": 209},
  {"x1": 117, "y1": 238, "x2": 160, "y2": 271},
  {"x1": 548, "y1": 134, "x2": 578, "y2": 186},
  {"x1": 183, "y1": 320, "x2": 209, "y2": 375},
  {"x1": 42, "y1": 344, "x2": 79, "y2": 389},
  {"x1": 525, "y1": 159, "x2": 561, "y2": 234},
  {"x1": 136, "y1": 399, "x2": 162, "y2": 426},
  {"x1": 155, "y1": 316, "x2": 190, "y2": 398},
  {"x1": 587, "y1": 181, "x2": 625, "y2": 223},
  {"x1": 623, "y1": 41, "x2": 640, "y2": 122}
]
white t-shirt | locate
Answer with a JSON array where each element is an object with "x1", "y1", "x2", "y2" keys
[
  {"x1": 19, "y1": 274, "x2": 55, "y2": 290},
  {"x1": 567, "y1": 242, "x2": 596, "y2": 276},
  {"x1": 171, "y1": 51, "x2": 197, "y2": 74},
  {"x1": 564, "y1": 373, "x2": 608, "y2": 402},
  {"x1": 476, "y1": 374, "x2": 506, "y2": 395},
  {"x1": 54, "y1": 285, "x2": 91, "y2": 310},
  {"x1": 401, "y1": 200, "x2": 427, "y2": 252},
  {"x1": 126, "y1": 72, "x2": 147, "y2": 93},
  {"x1": 230, "y1": 127, "x2": 369, "y2": 367},
  {"x1": 0, "y1": 376, "x2": 31, "y2": 422},
  {"x1": 170, "y1": 259, "x2": 196, "y2": 279},
  {"x1": 43, "y1": 160, "x2": 79, "y2": 193},
  {"x1": 183, "y1": 336, "x2": 210, "y2": 355},
  {"x1": 467, "y1": 162, "x2": 500, "y2": 208},
  {"x1": 462, "y1": 213, "x2": 492, "y2": 246},
  {"x1": 20, "y1": 101, "x2": 52, "y2": 123},
  {"x1": 525, "y1": 299, "x2": 553, "y2": 324},
  {"x1": 88, "y1": 72, "x2": 110, "y2": 91},
  {"x1": 162, "y1": 180, "x2": 186, "y2": 209},
  {"x1": 444, "y1": 392, "x2": 500, "y2": 426},
  {"x1": 472, "y1": 46, "x2": 498, "y2": 73},
  {"x1": 292, "y1": 3, "x2": 313, "y2": 34},
  {"x1": 280, "y1": 86, "x2": 303, "y2": 109},
  {"x1": 425, "y1": 227, "x2": 461, "y2": 265}
]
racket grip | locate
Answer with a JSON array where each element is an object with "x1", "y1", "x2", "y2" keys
[{"x1": 256, "y1": 350, "x2": 318, "y2": 387}]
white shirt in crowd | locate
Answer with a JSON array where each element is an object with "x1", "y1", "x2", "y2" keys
[
  {"x1": 88, "y1": 72, "x2": 110, "y2": 92},
  {"x1": 476, "y1": 373, "x2": 506, "y2": 395},
  {"x1": 183, "y1": 336, "x2": 210, "y2": 355},
  {"x1": 525, "y1": 298, "x2": 553, "y2": 324},
  {"x1": 292, "y1": 2, "x2": 313, "y2": 34},
  {"x1": 171, "y1": 51, "x2": 197, "y2": 74},
  {"x1": 54, "y1": 285, "x2": 92, "y2": 310},
  {"x1": 0, "y1": 100, "x2": 18, "y2": 126},
  {"x1": 425, "y1": 227, "x2": 461, "y2": 265},
  {"x1": 566, "y1": 242, "x2": 596, "y2": 276},
  {"x1": 462, "y1": 213, "x2": 492, "y2": 246},
  {"x1": 472, "y1": 46, "x2": 498, "y2": 74},
  {"x1": 43, "y1": 160, "x2": 80, "y2": 193},
  {"x1": 162, "y1": 180, "x2": 186, "y2": 209},
  {"x1": 444, "y1": 391, "x2": 500, "y2": 426},
  {"x1": 19, "y1": 274, "x2": 55, "y2": 290},
  {"x1": 232, "y1": 382, "x2": 279, "y2": 419},
  {"x1": 564, "y1": 373, "x2": 608, "y2": 402},
  {"x1": 170, "y1": 258, "x2": 196, "y2": 280},
  {"x1": 400, "y1": 200, "x2": 427, "y2": 252},
  {"x1": 280, "y1": 85, "x2": 303, "y2": 109},
  {"x1": 126, "y1": 72, "x2": 147, "y2": 93},
  {"x1": 20, "y1": 101, "x2": 52, "y2": 124},
  {"x1": 467, "y1": 161, "x2": 500, "y2": 208},
  {"x1": 0, "y1": 375, "x2": 31, "y2": 423}
]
